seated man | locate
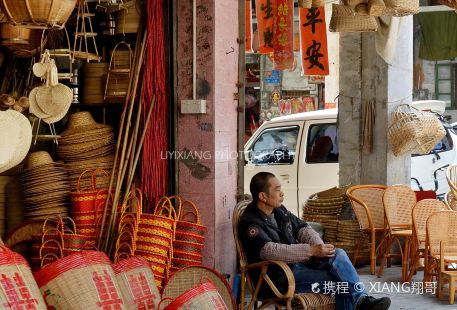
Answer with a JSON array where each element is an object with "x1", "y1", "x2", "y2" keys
[{"x1": 238, "y1": 172, "x2": 391, "y2": 310}]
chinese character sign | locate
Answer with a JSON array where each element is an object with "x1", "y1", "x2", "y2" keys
[
  {"x1": 246, "y1": 0, "x2": 253, "y2": 52},
  {"x1": 274, "y1": 0, "x2": 294, "y2": 70},
  {"x1": 256, "y1": 0, "x2": 276, "y2": 54},
  {"x1": 299, "y1": 7, "x2": 329, "y2": 76}
]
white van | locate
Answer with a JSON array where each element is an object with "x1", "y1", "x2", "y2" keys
[{"x1": 244, "y1": 101, "x2": 457, "y2": 217}]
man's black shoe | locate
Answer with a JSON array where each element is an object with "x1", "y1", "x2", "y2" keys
[{"x1": 356, "y1": 296, "x2": 391, "y2": 310}]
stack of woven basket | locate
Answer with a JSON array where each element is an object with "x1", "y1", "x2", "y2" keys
[
  {"x1": 302, "y1": 187, "x2": 349, "y2": 243},
  {"x1": 335, "y1": 219, "x2": 370, "y2": 264},
  {"x1": 20, "y1": 151, "x2": 70, "y2": 221},
  {"x1": 58, "y1": 112, "x2": 116, "y2": 191}
]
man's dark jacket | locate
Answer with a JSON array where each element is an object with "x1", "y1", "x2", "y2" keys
[{"x1": 238, "y1": 202, "x2": 308, "y2": 296}]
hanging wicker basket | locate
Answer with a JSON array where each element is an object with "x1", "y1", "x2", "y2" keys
[
  {"x1": 0, "y1": 0, "x2": 77, "y2": 29},
  {"x1": 382, "y1": 0, "x2": 419, "y2": 16},
  {"x1": 387, "y1": 104, "x2": 446, "y2": 156},
  {"x1": 329, "y1": 4, "x2": 378, "y2": 33}
]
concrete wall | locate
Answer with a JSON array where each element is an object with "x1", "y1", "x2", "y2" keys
[
  {"x1": 339, "y1": 17, "x2": 413, "y2": 186},
  {"x1": 175, "y1": 0, "x2": 238, "y2": 278}
]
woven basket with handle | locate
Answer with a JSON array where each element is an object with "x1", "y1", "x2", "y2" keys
[
  {"x1": 0, "y1": 245, "x2": 47, "y2": 309},
  {"x1": 330, "y1": 4, "x2": 378, "y2": 32},
  {"x1": 387, "y1": 104, "x2": 446, "y2": 156}
]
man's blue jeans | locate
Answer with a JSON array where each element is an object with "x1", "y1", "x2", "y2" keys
[{"x1": 292, "y1": 248, "x2": 367, "y2": 310}]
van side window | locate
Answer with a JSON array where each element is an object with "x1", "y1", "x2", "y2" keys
[
  {"x1": 249, "y1": 126, "x2": 299, "y2": 165},
  {"x1": 307, "y1": 124, "x2": 338, "y2": 163}
]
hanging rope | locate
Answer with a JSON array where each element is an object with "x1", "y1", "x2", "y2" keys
[{"x1": 141, "y1": 0, "x2": 169, "y2": 208}]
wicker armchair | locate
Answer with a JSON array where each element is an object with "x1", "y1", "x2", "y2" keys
[
  {"x1": 232, "y1": 200, "x2": 335, "y2": 310},
  {"x1": 446, "y1": 165, "x2": 457, "y2": 198},
  {"x1": 426, "y1": 210, "x2": 457, "y2": 303},
  {"x1": 438, "y1": 240, "x2": 457, "y2": 304},
  {"x1": 410, "y1": 199, "x2": 449, "y2": 283},
  {"x1": 377, "y1": 185, "x2": 416, "y2": 282},
  {"x1": 445, "y1": 191, "x2": 457, "y2": 211},
  {"x1": 346, "y1": 185, "x2": 387, "y2": 275}
]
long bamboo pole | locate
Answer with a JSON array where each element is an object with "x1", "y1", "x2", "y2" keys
[{"x1": 99, "y1": 30, "x2": 148, "y2": 252}]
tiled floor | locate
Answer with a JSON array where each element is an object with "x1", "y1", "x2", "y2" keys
[
  {"x1": 357, "y1": 265, "x2": 453, "y2": 309},
  {"x1": 261, "y1": 265, "x2": 455, "y2": 309}
]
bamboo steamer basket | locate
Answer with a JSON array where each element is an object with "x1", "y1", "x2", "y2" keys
[
  {"x1": 115, "y1": 0, "x2": 140, "y2": 34},
  {"x1": 0, "y1": 0, "x2": 77, "y2": 28},
  {"x1": 82, "y1": 62, "x2": 108, "y2": 105},
  {"x1": 0, "y1": 23, "x2": 30, "y2": 45}
]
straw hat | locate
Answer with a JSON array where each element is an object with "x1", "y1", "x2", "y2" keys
[
  {"x1": 25, "y1": 151, "x2": 54, "y2": 170},
  {"x1": 0, "y1": 110, "x2": 21, "y2": 171},
  {"x1": 17, "y1": 96, "x2": 29, "y2": 108},
  {"x1": 61, "y1": 112, "x2": 108, "y2": 136},
  {"x1": 0, "y1": 110, "x2": 32, "y2": 173}
]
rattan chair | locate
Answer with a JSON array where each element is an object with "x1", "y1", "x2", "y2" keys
[
  {"x1": 438, "y1": 240, "x2": 457, "y2": 304},
  {"x1": 445, "y1": 191, "x2": 457, "y2": 211},
  {"x1": 377, "y1": 184, "x2": 416, "y2": 282},
  {"x1": 446, "y1": 165, "x2": 457, "y2": 198},
  {"x1": 426, "y1": 211, "x2": 457, "y2": 303},
  {"x1": 232, "y1": 200, "x2": 335, "y2": 310},
  {"x1": 346, "y1": 185, "x2": 387, "y2": 275},
  {"x1": 410, "y1": 199, "x2": 449, "y2": 283}
]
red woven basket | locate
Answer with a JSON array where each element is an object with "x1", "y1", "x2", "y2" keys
[
  {"x1": 0, "y1": 245, "x2": 47, "y2": 308},
  {"x1": 70, "y1": 169, "x2": 111, "y2": 214},
  {"x1": 34, "y1": 251, "x2": 125, "y2": 309},
  {"x1": 112, "y1": 257, "x2": 161, "y2": 309},
  {"x1": 175, "y1": 200, "x2": 207, "y2": 236}
]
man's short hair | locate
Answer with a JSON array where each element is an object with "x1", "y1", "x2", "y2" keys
[{"x1": 250, "y1": 172, "x2": 275, "y2": 203}]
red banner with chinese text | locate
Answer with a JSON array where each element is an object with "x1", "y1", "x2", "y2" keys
[
  {"x1": 299, "y1": 7, "x2": 329, "y2": 76},
  {"x1": 273, "y1": 0, "x2": 294, "y2": 70},
  {"x1": 256, "y1": 0, "x2": 276, "y2": 54},
  {"x1": 246, "y1": 0, "x2": 253, "y2": 52}
]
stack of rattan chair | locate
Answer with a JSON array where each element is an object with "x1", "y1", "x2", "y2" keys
[
  {"x1": 58, "y1": 112, "x2": 116, "y2": 191},
  {"x1": 20, "y1": 151, "x2": 70, "y2": 221}
]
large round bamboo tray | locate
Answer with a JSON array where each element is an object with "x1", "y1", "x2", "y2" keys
[
  {"x1": 0, "y1": 0, "x2": 77, "y2": 28},
  {"x1": 161, "y1": 266, "x2": 236, "y2": 310}
]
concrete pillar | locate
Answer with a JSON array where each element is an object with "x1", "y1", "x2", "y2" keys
[
  {"x1": 175, "y1": 0, "x2": 239, "y2": 278},
  {"x1": 339, "y1": 17, "x2": 413, "y2": 186}
]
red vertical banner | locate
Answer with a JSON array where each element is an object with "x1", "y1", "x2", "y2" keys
[
  {"x1": 256, "y1": 0, "x2": 276, "y2": 54},
  {"x1": 273, "y1": 0, "x2": 294, "y2": 70},
  {"x1": 246, "y1": 0, "x2": 253, "y2": 52},
  {"x1": 299, "y1": 7, "x2": 329, "y2": 76}
]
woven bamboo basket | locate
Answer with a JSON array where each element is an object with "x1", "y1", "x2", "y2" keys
[
  {"x1": 0, "y1": 0, "x2": 77, "y2": 28},
  {"x1": 382, "y1": 0, "x2": 419, "y2": 16},
  {"x1": 0, "y1": 23, "x2": 30, "y2": 45},
  {"x1": 0, "y1": 245, "x2": 47, "y2": 309},
  {"x1": 82, "y1": 62, "x2": 108, "y2": 105},
  {"x1": 387, "y1": 104, "x2": 446, "y2": 156},
  {"x1": 329, "y1": 4, "x2": 378, "y2": 32},
  {"x1": 34, "y1": 251, "x2": 125, "y2": 309},
  {"x1": 112, "y1": 257, "x2": 161, "y2": 309},
  {"x1": 114, "y1": 0, "x2": 140, "y2": 34}
]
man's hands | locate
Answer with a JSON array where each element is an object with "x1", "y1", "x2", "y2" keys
[{"x1": 310, "y1": 244, "x2": 336, "y2": 258}]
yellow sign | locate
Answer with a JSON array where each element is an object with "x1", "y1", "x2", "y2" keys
[{"x1": 271, "y1": 89, "x2": 280, "y2": 105}]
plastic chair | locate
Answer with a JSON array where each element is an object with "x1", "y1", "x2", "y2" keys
[
  {"x1": 346, "y1": 185, "x2": 387, "y2": 275},
  {"x1": 377, "y1": 185, "x2": 416, "y2": 282},
  {"x1": 232, "y1": 200, "x2": 335, "y2": 310},
  {"x1": 426, "y1": 211, "x2": 457, "y2": 303},
  {"x1": 410, "y1": 199, "x2": 449, "y2": 283}
]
